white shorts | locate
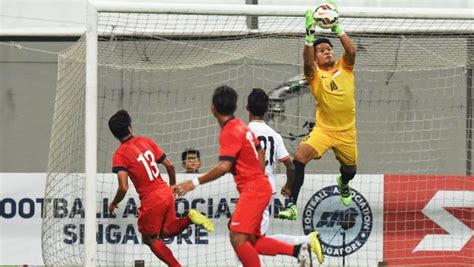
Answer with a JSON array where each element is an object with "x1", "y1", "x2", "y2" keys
[{"x1": 260, "y1": 192, "x2": 275, "y2": 235}]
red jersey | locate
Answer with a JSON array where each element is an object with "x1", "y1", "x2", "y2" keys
[
  {"x1": 112, "y1": 136, "x2": 170, "y2": 209},
  {"x1": 219, "y1": 117, "x2": 269, "y2": 193}
]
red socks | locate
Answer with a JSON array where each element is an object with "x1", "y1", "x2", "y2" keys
[
  {"x1": 254, "y1": 236, "x2": 294, "y2": 256},
  {"x1": 161, "y1": 217, "x2": 191, "y2": 237},
  {"x1": 235, "y1": 241, "x2": 261, "y2": 267},
  {"x1": 150, "y1": 239, "x2": 181, "y2": 267}
]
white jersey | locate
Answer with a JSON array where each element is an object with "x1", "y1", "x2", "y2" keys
[{"x1": 248, "y1": 121, "x2": 290, "y2": 193}]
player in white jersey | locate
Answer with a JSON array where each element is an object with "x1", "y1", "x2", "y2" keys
[
  {"x1": 248, "y1": 108, "x2": 293, "y2": 196},
  {"x1": 247, "y1": 88, "x2": 324, "y2": 264},
  {"x1": 248, "y1": 115, "x2": 293, "y2": 235}
]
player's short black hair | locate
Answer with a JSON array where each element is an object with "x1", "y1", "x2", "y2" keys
[
  {"x1": 247, "y1": 88, "x2": 269, "y2": 117},
  {"x1": 108, "y1": 109, "x2": 131, "y2": 140},
  {"x1": 181, "y1": 148, "x2": 201, "y2": 162},
  {"x1": 314, "y1": 37, "x2": 333, "y2": 48},
  {"x1": 212, "y1": 85, "x2": 238, "y2": 116}
]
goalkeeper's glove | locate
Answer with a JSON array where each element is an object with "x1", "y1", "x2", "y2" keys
[
  {"x1": 305, "y1": 9, "x2": 316, "y2": 46},
  {"x1": 325, "y1": 0, "x2": 338, "y2": 10},
  {"x1": 324, "y1": 0, "x2": 345, "y2": 36},
  {"x1": 332, "y1": 23, "x2": 345, "y2": 37}
]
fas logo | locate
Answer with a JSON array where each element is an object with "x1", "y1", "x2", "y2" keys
[{"x1": 302, "y1": 185, "x2": 373, "y2": 257}]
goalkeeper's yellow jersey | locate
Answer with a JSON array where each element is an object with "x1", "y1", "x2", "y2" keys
[{"x1": 306, "y1": 58, "x2": 356, "y2": 131}]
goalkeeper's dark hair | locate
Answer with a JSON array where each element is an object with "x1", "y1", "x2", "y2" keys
[
  {"x1": 212, "y1": 85, "x2": 238, "y2": 116},
  {"x1": 181, "y1": 148, "x2": 201, "y2": 162},
  {"x1": 314, "y1": 37, "x2": 333, "y2": 48},
  {"x1": 108, "y1": 109, "x2": 132, "y2": 140},
  {"x1": 247, "y1": 88, "x2": 269, "y2": 117}
]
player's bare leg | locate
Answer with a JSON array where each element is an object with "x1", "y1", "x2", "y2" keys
[
  {"x1": 279, "y1": 144, "x2": 318, "y2": 220},
  {"x1": 142, "y1": 234, "x2": 181, "y2": 267}
]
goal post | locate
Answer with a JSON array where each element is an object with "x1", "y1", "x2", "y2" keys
[
  {"x1": 42, "y1": 1, "x2": 474, "y2": 266},
  {"x1": 91, "y1": 2, "x2": 474, "y2": 19},
  {"x1": 84, "y1": 4, "x2": 98, "y2": 267}
]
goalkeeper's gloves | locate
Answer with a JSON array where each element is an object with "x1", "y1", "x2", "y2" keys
[
  {"x1": 324, "y1": 0, "x2": 345, "y2": 36},
  {"x1": 332, "y1": 23, "x2": 345, "y2": 37},
  {"x1": 305, "y1": 9, "x2": 316, "y2": 46},
  {"x1": 325, "y1": 0, "x2": 338, "y2": 10}
]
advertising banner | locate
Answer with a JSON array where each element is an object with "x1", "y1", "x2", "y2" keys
[
  {"x1": 384, "y1": 175, "x2": 474, "y2": 266},
  {"x1": 0, "y1": 173, "x2": 45, "y2": 265},
  {"x1": 1, "y1": 173, "x2": 383, "y2": 266}
]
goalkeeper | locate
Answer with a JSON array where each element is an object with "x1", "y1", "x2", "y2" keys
[{"x1": 280, "y1": 0, "x2": 358, "y2": 220}]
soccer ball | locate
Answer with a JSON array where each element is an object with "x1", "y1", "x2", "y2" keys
[{"x1": 314, "y1": 3, "x2": 339, "y2": 29}]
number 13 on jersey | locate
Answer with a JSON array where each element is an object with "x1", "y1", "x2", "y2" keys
[{"x1": 137, "y1": 150, "x2": 160, "y2": 181}]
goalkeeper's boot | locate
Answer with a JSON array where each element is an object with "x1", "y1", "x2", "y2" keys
[
  {"x1": 278, "y1": 202, "x2": 298, "y2": 220},
  {"x1": 308, "y1": 231, "x2": 325, "y2": 264},
  {"x1": 337, "y1": 175, "x2": 352, "y2": 206},
  {"x1": 297, "y1": 243, "x2": 313, "y2": 267},
  {"x1": 188, "y1": 209, "x2": 215, "y2": 232}
]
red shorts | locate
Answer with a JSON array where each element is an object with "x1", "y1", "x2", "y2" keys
[
  {"x1": 137, "y1": 191, "x2": 176, "y2": 235},
  {"x1": 230, "y1": 179, "x2": 272, "y2": 236}
]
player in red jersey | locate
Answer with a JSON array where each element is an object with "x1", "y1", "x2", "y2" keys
[
  {"x1": 108, "y1": 110, "x2": 215, "y2": 267},
  {"x1": 173, "y1": 86, "x2": 313, "y2": 267}
]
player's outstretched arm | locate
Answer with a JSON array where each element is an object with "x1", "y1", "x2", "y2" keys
[
  {"x1": 161, "y1": 157, "x2": 176, "y2": 186},
  {"x1": 258, "y1": 149, "x2": 266, "y2": 171},
  {"x1": 303, "y1": 9, "x2": 317, "y2": 78},
  {"x1": 109, "y1": 170, "x2": 129, "y2": 214},
  {"x1": 173, "y1": 160, "x2": 233, "y2": 196},
  {"x1": 197, "y1": 160, "x2": 233, "y2": 185},
  {"x1": 280, "y1": 158, "x2": 294, "y2": 197},
  {"x1": 336, "y1": 29, "x2": 356, "y2": 66},
  {"x1": 330, "y1": 8, "x2": 356, "y2": 66}
]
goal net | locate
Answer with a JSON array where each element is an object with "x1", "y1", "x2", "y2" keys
[{"x1": 42, "y1": 3, "x2": 474, "y2": 266}]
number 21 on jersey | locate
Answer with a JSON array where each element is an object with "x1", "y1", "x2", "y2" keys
[
  {"x1": 257, "y1": 135, "x2": 275, "y2": 166},
  {"x1": 137, "y1": 150, "x2": 160, "y2": 181}
]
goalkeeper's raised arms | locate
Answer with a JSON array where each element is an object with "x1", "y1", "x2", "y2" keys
[
  {"x1": 332, "y1": 24, "x2": 345, "y2": 37},
  {"x1": 325, "y1": 0, "x2": 338, "y2": 10},
  {"x1": 327, "y1": 0, "x2": 345, "y2": 36},
  {"x1": 304, "y1": 9, "x2": 316, "y2": 46}
]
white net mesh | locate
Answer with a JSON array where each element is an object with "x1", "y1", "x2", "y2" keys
[{"x1": 43, "y1": 6, "x2": 474, "y2": 267}]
